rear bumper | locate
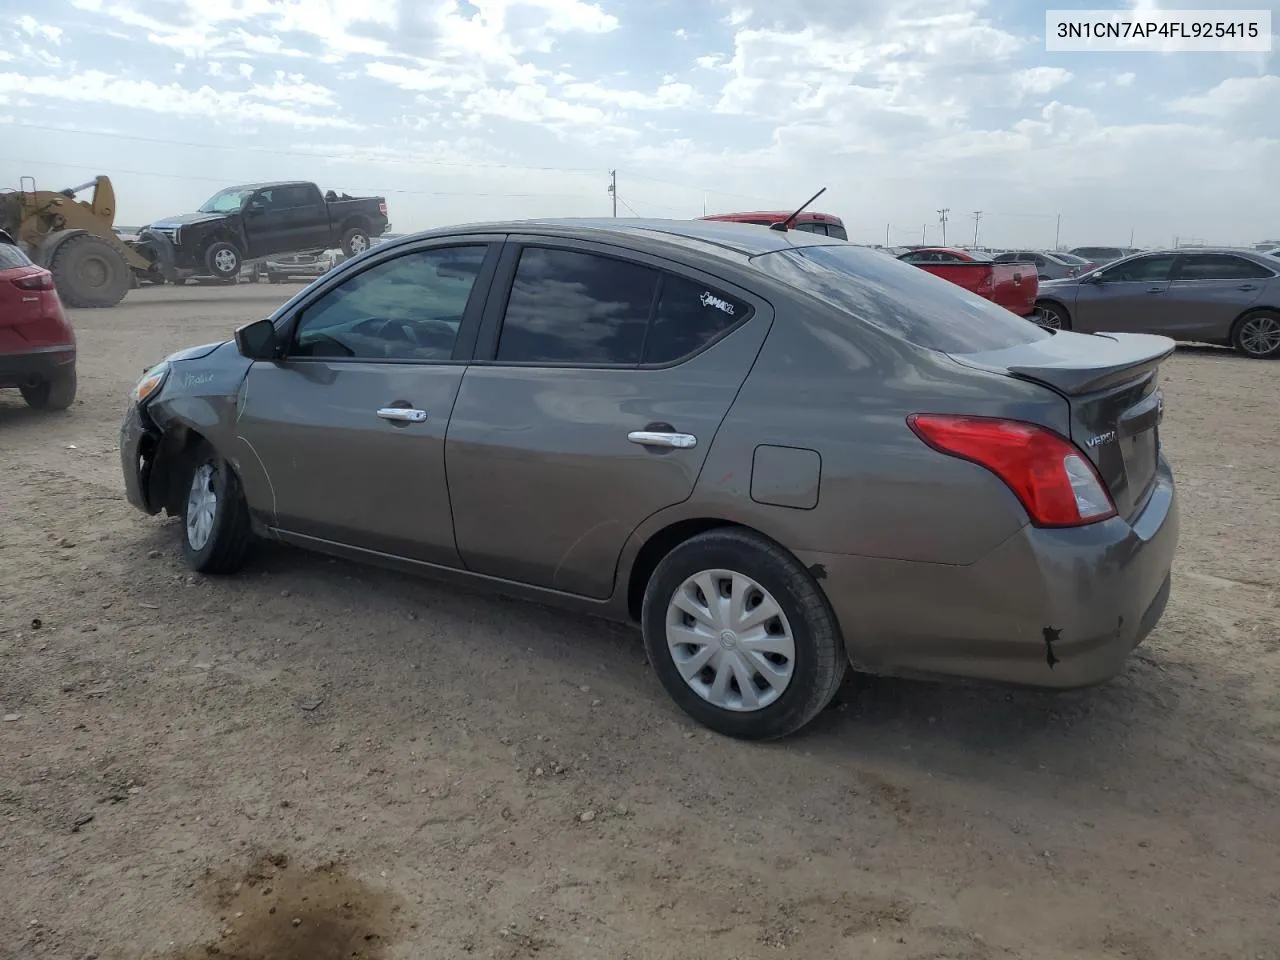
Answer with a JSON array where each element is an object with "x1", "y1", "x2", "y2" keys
[
  {"x1": 0, "y1": 345, "x2": 75, "y2": 389},
  {"x1": 802, "y1": 459, "x2": 1179, "y2": 688}
]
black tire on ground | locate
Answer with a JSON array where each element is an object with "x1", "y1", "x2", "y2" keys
[
  {"x1": 640, "y1": 527, "x2": 847, "y2": 740},
  {"x1": 340, "y1": 226, "x2": 371, "y2": 258},
  {"x1": 1230, "y1": 310, "x2": 1280, "y2": 359},
  {"x1": 179, "y1": 441, "x2": 255, "y2": 575},
  {"x1": 1033, "y1": 301, "x2": 1071, "y2": 331},
  {"x1": 204, "y1": 241, "x2": 242, "y2": 279},
  {"x1": 268, "y1": 273, "x2": 282, "y2": 284},
  {"x1": 47, "y1": 234, "x2": 132, "y2": 308},
  {"x1": 19, "y1": 367, "x2": 77, "y2": 411}
]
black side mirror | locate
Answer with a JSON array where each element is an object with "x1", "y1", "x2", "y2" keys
[{"x1": 235, "y1": 317, "x2": 279, "y2": 360}]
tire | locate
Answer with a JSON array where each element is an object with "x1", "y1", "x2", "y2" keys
[
  {"x1": 1032, "y1": 300, "x2": 1071, "y2": 331},
  {"x1": 179, "y1": 442, "x2": 254, "y2": 575},
  {"x1": 20, "y1": 367, "x2": 77, "y2": 411},
  {"x1": 268, "y1": 273, "x2": 282, "y2": 284},
  {"x1": 204, "y1": 241, "x2": 241, "y2": 280},
  {"x1": 47, "y1": 234, "x2": 131, "y2": 308},
  {"x1": 640, "y1": 528, "x2": 846, "y2": 740},
  {"x1": 1230, "y1": 310, "x2": 1280, "y2": 359},
  {"x1": 340, "y1": 226, "x2": 370, "y2": 258}
]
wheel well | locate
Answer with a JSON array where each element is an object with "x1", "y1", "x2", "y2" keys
[
  {"x1": 149, "y1": 424, "x2": 210, "y2": 516},
  {"x1": 625, "y1": 518, "x2": 743, "y2": 621},
  {"x1": 1034, "y1": 297, "x2": 1071, "y2": 319},
  {"x1": 1232, "y1": 305, "x2": 1279, "y2": 328},
  {"x1": 341, "y1": 216, "x2": 370, "y2": 234}
]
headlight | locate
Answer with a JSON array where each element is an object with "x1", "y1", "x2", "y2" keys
[{"x1": 134, "y1": 361, "x2": 170, "y2": 404}]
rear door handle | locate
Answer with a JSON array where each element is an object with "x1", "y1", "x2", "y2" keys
[
  {"x1": 377, "y1": 407, "x2": 427, "y2": 423},
  {"x1": 1146, "y1": 286, "x2": 1163, "y2": 294},
  {"x1": 628, "y1": 430, "x2": 697, "y2": 449},
  {"x1": 1238, "y1": 284, "x2": 1258, "y2": 291}
]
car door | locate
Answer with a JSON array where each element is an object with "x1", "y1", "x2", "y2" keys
[
  {"x1": 1071, "y1": 253, "x2": 1179, "y2": 334},
  {"x1": 1161, "y1": 253, "x2": 1270, "y2": 340},
  {"x1": 287, "y1": 183, "x2": 332, "y2": 252},
  {"x1": 445, "y1": 238, "x2": 772, "y2": 599},
  {"x1": 241, "y1": 187, "x2": 293, "y2": 258},
  {"x1": 234, "y1": 237, "x2": 502, "y2": 566}
]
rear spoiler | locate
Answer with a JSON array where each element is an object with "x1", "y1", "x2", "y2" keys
[{"x1": 952, "y1": 332, "x2": 1176, "y2": 395}]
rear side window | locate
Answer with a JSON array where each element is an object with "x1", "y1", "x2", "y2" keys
[
  {"x1": 643, "y1": 274, "x2": 750, "y2": 364},
  {"x1": 753, "y1": 244, "x2": 1049, "y2": 354},
  {"x1": 794, "y1": 222, "x2": 826, "y2": 235},
  {"x1": 827, "y1": 224, "x2": 848, "y2": 241},
  {"x1": 0, "y1": 241, "x2": 32, "y2": 269},
  {"x1": 496, "y1": 247, "x2": 658, "y2": 365},
  {"x1": 1176, "y1": 254, "x2": 1273, "y2": 281}
]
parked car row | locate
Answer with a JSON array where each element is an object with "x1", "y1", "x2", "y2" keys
[{"x1": 897, "y1": 247, "x2": 1039, "y2": 317}]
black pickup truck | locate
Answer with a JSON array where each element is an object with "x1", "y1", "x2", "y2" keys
[{"x1": 138, "y1": 181, "x2": 389, "y2": 281}]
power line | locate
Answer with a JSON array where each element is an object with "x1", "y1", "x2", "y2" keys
[
  {"x1": 0, "y1": 120, "x2": 603, "y2": 175},
  {"x1": 615, "y1": 195, "x2": 643, "y2": 217},
  {"x1": 0, "y1": 156, "x2": 595, "y2": 201}
]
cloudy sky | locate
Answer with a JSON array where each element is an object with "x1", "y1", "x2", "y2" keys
[{"x1": 1, "y1": 0, "x2": 1277, "y2": 248}]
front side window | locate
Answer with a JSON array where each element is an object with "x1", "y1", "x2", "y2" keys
[
  {"x1": 1176, "y1": 254, "x2": 1273, "y2": 281},
  {"x1": 643, "y1": 274, "x2": 751, "y2": 365},
  {"x1": 1098, "y1": 255, "x2": 1177, "y2": 283},
  {"x1": 496, "y1": 247, "x2": 658, "y2": 365},
  {"x1": 290, "y1": 246, "x2": 487, "y2": 360}
]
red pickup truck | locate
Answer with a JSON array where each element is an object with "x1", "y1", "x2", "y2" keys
[{"x1": 897, "y1": 247, "x2": 1038, "y2": 317}]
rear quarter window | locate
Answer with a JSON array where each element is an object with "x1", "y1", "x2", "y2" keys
[
  {"x1": 753, "y1": 244, "x2": 1050, "y2": 354},
  {"x1": 0, "y1": 241, "x2": 33, "y2": 269}
]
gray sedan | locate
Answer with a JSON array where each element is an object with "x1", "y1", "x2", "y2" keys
[
  {"x1": 992, "y1": 250, "x2": 1085, "y2": 280},
  {"x1": 120, "y1": 219, "x2": 1178, "y2": 739},
  {"x1": 1034, "y1": 248, "x2": 1280, "y2": 358}
]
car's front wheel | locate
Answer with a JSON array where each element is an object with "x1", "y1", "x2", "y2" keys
[
  {"x1": 1231, "y1": 310, "x2": 1280, "y2": 359},
  {"x1": 204, "y1": 241, "x2": 241, "y2": 280},
  {"x1": 180, "y1": 443, "x2": 254, "y2": 574},
  {"x1": 641, "y1": 528, "x2": 846, "y2": 740},
  {"x1": 1032, "y1": 301, "x2": 1071, "y2": 331}
]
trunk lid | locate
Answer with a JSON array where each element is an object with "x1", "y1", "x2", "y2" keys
[{"x1": 951, "y1": 331, "x2": 1175, "y2": 518}]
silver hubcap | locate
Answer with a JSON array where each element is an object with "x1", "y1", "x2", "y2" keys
[
  {"x1": 1034, "y1": 306, "x2": 1062, "y2": 330},
  {"x1": 665, "y1": 569, "x2": 796, "y2": 712},
  {"x1": 186, "y1": 462, "x2": 218, "y2": 551},
  {"x1": 350, "y1": 234, "x2": 368, "y2": 253},
  {"x1": 213, "y1": 249, "x2": 238, "y2": 273},
  {"x1": 1239, "y1": 315, "x2": 1280, "y2": 356}
]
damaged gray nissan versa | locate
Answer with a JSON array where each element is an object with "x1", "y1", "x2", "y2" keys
[{"x1": 120, "y1": 218, "x2": 1179, "y2": 740}]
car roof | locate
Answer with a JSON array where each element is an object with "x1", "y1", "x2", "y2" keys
[
  {"x1": 701, "y1": 211, "x2": 844, "y2": 225},
  {"x1": 216, "y1": 181, "x2": 308, "y2": 192},
  {"x1": 1120, "y1": 246, "x2": 1274, "y2": 259},
  {"x1": 381, "y1": 217, "x2": 844, "y2": 261}
]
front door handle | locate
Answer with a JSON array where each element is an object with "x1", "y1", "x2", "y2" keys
[
  {"x1": 628, "y1": 430, "x2": 697, "y2": 449},
  {"x1": 377, "y1": 407, "x2": 427, "y2": 423},
  {"x1": 1238, "y1": 284, "x2": 1258, "y2": 291},
  {"x1": 1146, "y1": 287, "x2": 1163, "y2": 294}
]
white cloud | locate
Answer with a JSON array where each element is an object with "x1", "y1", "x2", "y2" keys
[
  {"x1": 1014, "y1": 66, "x2": 1072, "y2": 96},
  {"x1": 1171, "y1": 75, "x2": 1280, "y2": 115},
  {"x1": 0, "y1": 70, "x2": 356, "y2": 129},
  {"x1": 18, "y1": 16, "x2": 64, "y2": 44},
  {"x1": 560, "y1": 80, "x2": 696, "y2": 110}
]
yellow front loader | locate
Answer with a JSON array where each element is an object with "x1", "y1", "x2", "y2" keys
[{"x1": 0, "y1": 175, "x2": 170, "y2": 308}]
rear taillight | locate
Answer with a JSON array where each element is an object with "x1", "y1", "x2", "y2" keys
[
  {"x1": 907, "y1": 414, "x2": 1116, "y2": 527},
  {"x1": 12, "y1": 271, "x2": 55, "y2": 291},
  {"x1": 1066, "y1": 267, "x2": 1077, "y2": 277},
  {"x1": 378, "y1": 201, "x2": 387, "y2": 215},
  {"x1": 976, "y1": 273, "x2": 993, "y2": 295}
]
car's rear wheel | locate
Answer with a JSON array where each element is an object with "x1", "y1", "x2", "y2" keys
[
  {"x1": 340, "y1": 227, "x2": 370, "y2": 258},
  {"x1": 181, "y1": 442, "x2": 254, "y2": 574},
  {"x1": 1231, "y1": 310, "x2": 1280, "y2": 359},
  {"x1": 1032, "y1": 301, "x2": 1071, "y2": 331},
  {"x1": 20, "y1": 367, "x2": 77, "y2": 411},
  {"x1": 641, "y1": 528, "x2": 846, "y2": 740}
]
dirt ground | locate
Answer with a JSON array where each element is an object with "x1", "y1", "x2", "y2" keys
[{"x1": 1, "y1": 284, "x2": 1277, "y2": 960}]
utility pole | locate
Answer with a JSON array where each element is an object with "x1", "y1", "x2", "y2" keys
[
  {"x1": 921, "y1": 223, "x2": 927, "y2": 244},
  {"x1": 885, "y1": 222, "x2": 890, "y2": 247},
  {"x1": 1055, "y1": 213, "x2": 1061, "y2": 250},
  {"x1": 608, "y1": 169, "x2": 617, "y2": 217},
  {"x1": 937, "y1": 208, "x2": 950, "y2": 246},
  {"x1": 971, "y1": 210, "x2": 983, "y2": 248},
  {"x1": 1129, "y1": 227, "x2": 1135, "y2": 247}
]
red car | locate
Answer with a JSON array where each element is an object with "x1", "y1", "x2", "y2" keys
[
  {"x1": 700, "y1": 210, "x2": 848, "y2": 240},
  {"x1": 898, "y1": 247, "x2": 1038, "y2": 318},
  {"x1": 0, "y1": 230, "x2": 77, "y2": 410}
]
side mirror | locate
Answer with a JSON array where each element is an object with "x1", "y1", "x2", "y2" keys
[
  {"x1": 235, "y1": 317, "x2": 279, "y2": 360},
  {"x1": 246, "y1": 202, "x2": 266, "y2": 216}
]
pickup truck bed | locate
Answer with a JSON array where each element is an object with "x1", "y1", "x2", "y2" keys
[{"x1": 898, "y1": 248, "x2": 1038, "y2": 317}]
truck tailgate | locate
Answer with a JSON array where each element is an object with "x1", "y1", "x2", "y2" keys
[{"x1": 988, "y1": 263, "x2": 1038, "y2": 317}]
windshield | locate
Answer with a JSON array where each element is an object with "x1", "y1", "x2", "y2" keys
[
  {"x1": 1055, "y1": 253, "x2": 1089, "y2": 265},
  {"x1": 198, "y1": 188, "x2": 255, "y2": 214},
  {"x1": 753, "y1": 244, "x2": 1049, "y2": 354}
]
